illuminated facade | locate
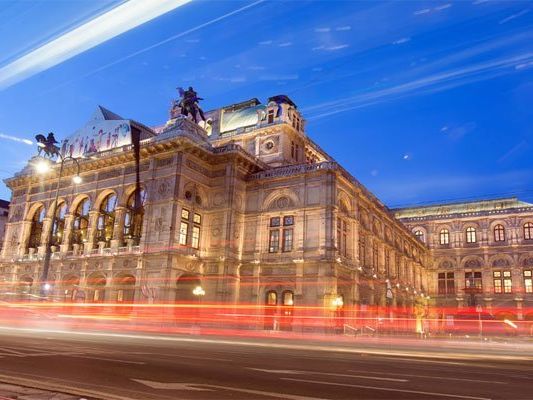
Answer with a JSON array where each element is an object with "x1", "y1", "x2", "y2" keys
[
  {"x1": 0, "y1": 200, "x2": 8, "y2": 252},
  {"x1": 0, "y1": 96, "x2": 430, "y2": 328},
  {"x1": 395, "y1": 198, "x2": 533, "y2": 320}
]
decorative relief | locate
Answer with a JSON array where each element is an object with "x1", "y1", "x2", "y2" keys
[
  {"x1": 154, "y1": 217, "x2": 163, "y2": 232},
  {"x1": 211, "y1": 227, "x2": 221, "y2": 237},
  {"x1": 492, "y1": 258, "x2": 510, "y2": 268},
  {"x1": 207, "y1": 264, "x2": 218, "y2": 274},
  {"x1": 99, "y1": 169, "x2": 122, "y2": 180},
  {"x1": 465, "y1": 259, "x2": 481, "y2": 269},
  {"x1": 213, "y1": 193, "x2": 225, "y2": 207},
  {"x1": 155, "y1": 156, "x2": 174, "y2": 168},
  {"x1": 186, "y1": 160, "x2": 210, "y2": 177},
  {"x1": 523, "y1": 258, "x2": 533, "y2": 267},
  {"x1": 157, "y1": 180, "x2": 170, "y2": 199},
  {"x1": 439, "y1": 260, "x2": 453, "y2": 269}
]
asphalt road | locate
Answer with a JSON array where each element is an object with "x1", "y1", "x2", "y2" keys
[{"x1": 0, "y1": 327, "x2": 531, "y2": 400}]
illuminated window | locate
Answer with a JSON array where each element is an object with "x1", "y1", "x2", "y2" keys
[
  {"x1": 414, "y1": 230, "x2": 424, "y2": 243},
  {"x1": 524, "y1": 223, "x2": 533, "y2": 240},
  {"x1": 465, "y1": 271, "x2": 482, "y2": 290},
  {"x1": 438, "y1": 272, "x2": 455, "y2": 295},
  {"x1": 493, "y1": 224, "x2": 505, "y2": 242},
  {"x1": 466, "y1": 227, "x2": 477, "y2": 243},
  {"x1": 266, "y1": 290, "x2": 277, "y2": 305},
  {"x1": 524, "y1": 270, "x2": 532, "y2": 294},
  {"x1": 72, "y1": 198, "x2": 91, "y2": 246},
  {"x1": 179, "y1": 222, "x2": 188, "y2": 245},
  {"x1": 268, "y1": 215, "x2": 294, "y2": 253},
  {"x1": 179, "y1": 208, "x2": 201, "y2": 249},
  {"x1": 494, "y1": 270, "x2": 512, "y2": 294},
  {"x1": 96, "y1": 193, "x2": 117, "y2": 247},
  {"x1": 439, "y1": 229, "x2": 449, "y2": 245},
  {"x1": 51, "y1": 202, "x2": 67, "y2": 247},
  {"x1": 124, "y1": 189, "x2": 146, "y2": 242},
  {"x1": 191, "y1": 226, "x2": 200, "y2": 249},
  {"x1": 282, "y1": 290, "x2": 294, "y2": 306},
  {"x1": 337, "y1": 218, "x2": 348, "y2": 257},
  {"x1": 28, "y1": 205, "x2": 46, "y2": 249}
]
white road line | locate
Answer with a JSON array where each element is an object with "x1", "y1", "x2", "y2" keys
[
  {"x1": 347, "y1": 370, "x2": 507, "y2": 384},
  {"x1": 282, "y1": 378, "x2": 492, "y2": 400},
  {"x1": 248, "y1": 368, "x2": 407, "y2": 382},
  {"x1": 69, "y1": 355, "x2": 146, "y2": 365}
]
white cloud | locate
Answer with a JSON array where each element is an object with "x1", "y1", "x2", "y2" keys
[
  {"x1": 440, "y1": 126, "x2": 449, "y2": 132},
  {"x1": 315, "y1": 27, "x2": 331, "y2": 33},
  {"x1": 370, "y1": 169, "x2": 379, "y2": 177},
  {"x1": 279, "y1": 42, "x2": 293, "y2": 47},
  {"x1": 414, "y1": 9, "x2": 431, "y2": 15},
  {"x1": 515, "y1": 61, "x2": 533, "y2": 70},
  {"x1": 247, "y1": 65, "x2": 266, "y2": 71},
  {"x1": 325, "y1": 44, "x2": 349, "y2": 51},
  {"x1": 0, "y1": 0, "x2": 193, "y2": 89},
  {"x1": 499, "y1": 9, "x2": 530, "y2": 24},
  {"x1": 435, "y1": 4, "x2": 452, "y2": 11},
  {"x1": 335, "y1": 26, "x2": 351, "y2": 31},
  {"x1": 472, "y1": 0, "x2": 490, "y2": 4},
  {"x1": 392, "y1": 37, "x2": 411, "y2": 45},
  {"x1": 403, "y1": 154, "x2": 410, "y2": 160},
  {"x1": 259, "y1": 40, "x2": 273, "y2": 45},
  {"x1": 0, "y1": 133, "x2": 33, "y2": 145},
  {"x1": 259, "y1": 74, "x2": 299, "y2": 81}
]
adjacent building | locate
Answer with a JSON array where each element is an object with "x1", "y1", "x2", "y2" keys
[
  {"x1": 0, "y1": 95, "x2": 430, "y2": 330},
  {"x1": 395, "y1": 198, "x2": 533, "y2": 321},
  {"x1": 0, "y1": 199, "x2": 9, "y2": 252}
]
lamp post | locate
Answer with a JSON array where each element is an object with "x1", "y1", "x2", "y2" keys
[{"x1": 34, "y1": 141, "x2": 82, "y2": 299}]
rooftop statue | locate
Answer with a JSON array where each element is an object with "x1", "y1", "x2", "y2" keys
[
  {"x1": 170, "y1": 86, "x2": 206, "y2": 124},
  {"x1": 35, "y1": 132, "x2": 60, "y2": 159}
]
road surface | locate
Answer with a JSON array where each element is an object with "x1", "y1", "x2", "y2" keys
[{"x1": 0, "y1": 327, "x2": 531, "y2": 400}]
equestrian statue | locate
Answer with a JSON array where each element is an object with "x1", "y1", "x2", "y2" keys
[
  {"x1": 35, "y1": 132, "x2": 60, "y2": 159},
  {"x1": 170, "y1": 86, "x2": 206, "y2": 124}
]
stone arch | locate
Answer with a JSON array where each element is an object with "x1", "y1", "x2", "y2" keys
[
  {"x1": 94, "y1": 189, "x2": 118, "y2": 211},
  {"x1": 461, "y1": 256, "x2": 484, "y2": 269},
  {"x1": 519, "y1": 254, "x2": 533, "y2": 268},
  {"x1": 121, "y1": 184, "x2": 147, "y2": 207},
  {"x1": 436, "y1": 258, "x2": 455, "y2": 270},
  {"x1": 113, "y1": 273, "x2": 136, "y2": 302},
  {"x1": 488, "y1": 253, "x2": 514, "y2": 268},
  {"x1": 263, "y1": 189, "x2": 299, "y2": 211},
  {"x1": 337, "y1": 190, "x2": 352, "y2": 214},
  {"x1": 61, "y1": 274, "x2": 80, "y2": 301},
  {"x1": 70, "y1": 194, "x2": 92, "y2": 214},
  {"x1": 16, "y1": 275, "x2": 34, "y2": 299},
  {"x1": 86, "y1": 272, "x2": 107, "y2": 302},
  {"x1": 175, "y1": 273, "x2": 202, "y2": 302},
  {"x1": 411, "y1": 226, "x2": 427, "y2": 244},
  {"x1": 25, "y1": 202, "x2": 45, "y2": 222},
  {"x1": 46, "y1": 197, "x2": 69, "y2": 218}
]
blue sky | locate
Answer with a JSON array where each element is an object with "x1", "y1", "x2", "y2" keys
[{"x1": 0, "y1": 0, "x2": 531, "y2": 207}]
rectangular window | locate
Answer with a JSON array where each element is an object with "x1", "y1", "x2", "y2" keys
[
  {"x1": 283, "y1": 216, "x2": 294, "y2": 226},
  {"x1": 446, "y1": 272, "x2": 455, "y2": 294},
  {"x1": 282, "y1": 228, "x2": 293, "y2": 252},
  {"x1": 191, "y1": 226, "x2": 200, "y2": 249},
  {"x1": 181, "y1": 209, "x2": 190, "y2": 220},
  {"x1": 193, "y1": 213, "x2": 201, "y2": 224},
  {"x1": 269, "y1": 230, "x2": 280, "y2": 253},
  {"x1": 270, "y1": 217, "x2": 281, "y2": 227},
  {"x1": 503, "y1": 270, "x2": 512, "y2": 294},
  {"x1": 267, "y1": 110, "x2": 274, "y2": 124},
  {"x1": 179, "y1": 222, "x2": 188, "y2": 245},
  {"x1": 524, "y1": 270, "x2": 532, "y2": 294},
  {"x1": 465, "y1": 271, "x2": 482, "y2": 290},
  {"x1": 438, "y1": 273, "x2": 447, "y2": 295}
]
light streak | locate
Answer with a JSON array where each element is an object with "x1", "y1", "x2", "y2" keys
[{"x1": 0, "y1": 0, "x2": 192, "y2": 89}]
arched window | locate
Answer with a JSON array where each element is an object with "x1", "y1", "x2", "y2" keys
[
  {"x1": 414, "y1": 230, "x2": 424, "y2": 243},
  {"x1": 96, "y1": 193, "x2": 117, "y2": 247},
  {"x1": 72, "y1": 198, "x2": 91, "y2": 246},
  {"x1": 28, "y1": 206, "x2": 46, "y2": 249},
  {"x1": 51, "y1": 202, "x2": 67, "y2": 247},
  {"x1": 493, "y1": 224, "x2": 505, "y2": 242},
  {"x1": 439, "y1": 229, "x2": 449, "y2": 245},
  {"x1": 466, "y1": 227, "x2": 477, "y2": 243},
  {"x1": 124, "y1": 189, "x2": 146, "y2": 243},
  {"x1": 524, "y1": 222, "x2": 533, "y2": 240}
]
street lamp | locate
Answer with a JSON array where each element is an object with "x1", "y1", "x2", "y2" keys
[
  {"x1": 34, "y1": 139, "x2": 82, "y2": 299},
  {"x1": 192, "y1": 286, "x2": 205, "y2": 296}
]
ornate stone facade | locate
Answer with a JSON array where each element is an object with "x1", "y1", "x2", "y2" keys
[
  {"x1": 395, "y1": 198, "x2": 533, "y2": 320},
  {"x1": 0, "y1": 96, "x2": 430, "y2": 330}
]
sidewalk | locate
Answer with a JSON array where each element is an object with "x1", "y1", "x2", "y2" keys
[{"x1": 0, "y1": 382, "x2": 94, "y2": 400}]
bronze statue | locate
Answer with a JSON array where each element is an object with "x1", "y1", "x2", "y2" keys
[
  {"x1": 35, "y1": 132, "x2": 60, "y2": 159},
  {"x1": 173, "y1": 86, "x2": 206, "y2": 123}
]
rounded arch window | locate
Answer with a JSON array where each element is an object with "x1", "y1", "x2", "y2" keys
[
  {"x1": 266, "y1": 290, "x2": 277, "y2": 306},
  {"x1": 28, "y1": 205, "x2": 46, "y2": 249},
  {"x1": 414, "y1": 230, "x2": 425, "y2": 243},
  {"x1": 439, "y1": 229, "x2": 450, "y2": 245},
  {"x1": 466, "y1": 227, "x2": 477, "y2": 243},
  {"x1": 124, "y1": 189, "x2": 146, "y2": 242},
  {"x1": 72, "y1": 197, "x2": 91, "y2": 245},
  {"x1": 493, "y1": 224, "x2": 505, "y2": 242},
  {"x1": 524, "y1": 222, "x2": 533, "y2": 240},
  {"x1": 96, "y1": 193, "x2": 117, "y2": 246},
  {"x1": 282, "y1": 290, "x2": 294, "y2": 306},
  {"x1": 51, "y1": 202, "x2": 67, "y2": 246}
]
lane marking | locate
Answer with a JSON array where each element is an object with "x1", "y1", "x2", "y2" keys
[
  {"x1": 248, "y1": 368, "x2": 407, "y2": 382},
  {"x1": 282, "y1": 378, "x2": 492, "y2": 400},
  {"x1": 347, "y1": 370, "x2": 506, "y2": 385},
  {"x1": 133, "y1": 379, "x2": 330, "y2": 400},
  {"x1": 68, "y1": 355, "x2": 146, "y2": 365}
]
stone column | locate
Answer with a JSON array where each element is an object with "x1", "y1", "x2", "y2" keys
[
  {"x1": 61, "y1": 213, "x2": 75, "y2": 253},
  {"x1": 85, "y1": 210, "x2": 100, "y2": 253},
  {"x1": 111, "y1": 207, "x2": 126, "y2": 248}
]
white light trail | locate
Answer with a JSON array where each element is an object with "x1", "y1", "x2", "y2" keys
[
  {"x1": 0, "y1": 133, "x2": 33, "y2": 145},
  {"x1": 0, "y1": 0, "x2": 192, "y2": 90}
]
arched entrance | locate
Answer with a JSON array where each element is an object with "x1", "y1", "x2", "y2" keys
[
  {"x1": 114, "y1": 274, "x2": 136, "y2": 303},
  {"x1": 263, "y1": 289, "x2": 295, "y2": 331},
  {"x1": 86, "y1": 273, "x2": 106, "y2": 303},
  {"x1": 17, "y1": 276, "x2": 33, "y2": 301},
  {"x1": 62, "y1": 275, "x2": 80, "y2": 302},
  {"x1": 175, "y1": 274, "x2": 202, "y2": 303}
]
